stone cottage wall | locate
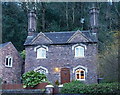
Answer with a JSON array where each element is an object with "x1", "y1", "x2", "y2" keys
[
  {"x1": 25, "y1": 43, "x2": 97, "y2": 84},
  {"x1": 0, "y1": 43, "x2": 23, "y2": 84}
]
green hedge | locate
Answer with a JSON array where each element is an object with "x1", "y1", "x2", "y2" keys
[{"x1": 61, "y1": 81, "x2": 119, "y2": 94}]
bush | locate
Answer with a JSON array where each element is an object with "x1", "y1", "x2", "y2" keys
[
  {"x1": 61, "y1": 81, "x2": 119, "y2": 94},
  {"x1": 20, "y1": 50, "x2": 25, "y2": 60},
  {"x1": 22, "y1": 71, "x2": 47, "y2": 88}
]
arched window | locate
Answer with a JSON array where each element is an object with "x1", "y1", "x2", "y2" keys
[
  {"x1": 37, "y1": 47, "x2": 46, "y2": 59},
  {"x1": 5, "y1": 56, "x2": 13, "y2": 67},
  {"x1": 34, "y1": 66, "x2": 48, "y2": 74},
  {"x1": 73, "y1": 65, "x2": 87, "y2": 81},
  {"x1": 75, "y1": 69, "x2": 85, "y2": 80},
  {"x1": 75, "y1": 46, "x2": 85, "y2": 57}
]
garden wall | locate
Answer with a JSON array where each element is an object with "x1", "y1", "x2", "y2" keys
[{"x1": 2, "y1": 82, "x2": 48, "y2": 89}]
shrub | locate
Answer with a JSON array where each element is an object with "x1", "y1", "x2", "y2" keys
[
  {"x1": 22, "y1": 71, "x2": 47, "y2": 88},
  {"x1": 55, "y1": 80, "x2": 59, "y2": 86},
  {"x1": 0, "y1": 77, "x2": 2, "y2": 85},
  {"x1": 61, "y1": 81, "x2": 119, "y2": 94},
  {"x1": 20, "y1": 50, "x2": 25, "y2": 60}
]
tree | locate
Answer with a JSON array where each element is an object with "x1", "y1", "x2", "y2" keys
[
  {"x1": 98, "y1": 30, "x2": 119, "y2": 82},
  {"x1": 2, "y1": 2, "x2": 27, "y2": 51}
]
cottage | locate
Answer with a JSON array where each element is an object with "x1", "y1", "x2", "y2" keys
[
  {"x1": 24, "y1": 7, "x2": 99, "y2": 84},
  {"x1": 0, "y1": 42, "x2": 23, "y2": 84}
]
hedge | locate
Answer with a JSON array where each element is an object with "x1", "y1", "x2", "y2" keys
[{"x1": 61, "y1": 81, "x2": 119, "y2": 94}]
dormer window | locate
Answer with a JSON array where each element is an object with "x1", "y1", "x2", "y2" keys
[
  {"x1": 37, "y1": 47, "x2": 46, "y2": 59},
  {"x1": 5, "y1": 56, "x2": 13, "y2": 67},
  {"x1": 72, "y1": 44, "x2": 86, "y2": 58},
  {"x1": 34, "y1": 45, "x2": 48, "y2": 59},
  {"x1": 75, "y1": 46, "x2": 85, "y2": 57}
]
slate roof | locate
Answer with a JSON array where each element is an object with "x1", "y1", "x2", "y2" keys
[
  {"x1": 0, "y1": 42, "x2": 10, "y2": 48},
  {"x1": 24, "y1": 30, "x2": 97, "y2": 45}
]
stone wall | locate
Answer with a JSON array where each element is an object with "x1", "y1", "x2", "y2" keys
[
  {"x1": 0, "y1": 42, "x2": 23, "y2": 84},
  {"x1": 25, "y1": 43, "x2": 97, "y2": 84}
]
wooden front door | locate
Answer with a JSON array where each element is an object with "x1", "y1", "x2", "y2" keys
[{"x1": 60, "y1": 68, "x2": 70, "y2": 84}]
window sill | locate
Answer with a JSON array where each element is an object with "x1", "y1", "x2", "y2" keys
[
  {"x1": 5, "y1": 65, "x2": 12, "y2": 68},
  {"x1": 36, "y1": 58, "x2": 47, "y2": 59},
  {"x1": 76, "y1": 79, "x2": 85, "y2": 81},
  {"x1": 74, "y1": 56, "x2": 85, "y2": 58}
]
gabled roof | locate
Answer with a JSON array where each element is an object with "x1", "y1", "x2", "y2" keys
[
  {"x1": 24, "y1": 30, "x2": 97, "y2": 45},
  {"x1": 0, "y1": 42, "x2": 11, "y2": 49}
]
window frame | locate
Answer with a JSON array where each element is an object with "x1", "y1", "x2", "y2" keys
[
  {"x1": 34, "y1": 66, "x2": 48, "y2": 74},
  {"x1": 36, "y1": 47, "x2": 47, "y2": 59},
  {"x1": 75, "y1": 69, "x2": 85, "y2": 81},
  {"x1": 5, "y1": 56, "x2": 13, "y2": 67},
  {"x1": 74, "y1": 45, "x2": 85, "y2": 58}
]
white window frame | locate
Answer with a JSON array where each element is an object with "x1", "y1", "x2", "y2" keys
[
  {"x1": 34, "y1": 66, "x2": 48, "y2": 74},
  {"x1": 37, "y1": 47, "x2": 46, "y2": 59},
  {"x1": 5, "y1": 56, "x2": 13, "y2": 67},
  {"x1": 75, "y1": 46, "x2": 85, "y2": 58},
  {"x1": 73, "y1": 65, "x2": 87, "y2": 81},
  {"x1": 75, "y1": 69, "x2": 85, "y2": 81},
  {"x1": 34, "y1": 45, "x2": 48, "y2": 59}
]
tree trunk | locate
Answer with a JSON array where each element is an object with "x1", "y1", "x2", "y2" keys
[
  {"x1": 72, "y1": 3, "x2": 75, "y2": 25},
  {"x1": 41, "y1": 2, "x2": 45, "y2": 32},
  {"x1": 65, "y1": 2, "x2": 69, "y2": 30}
]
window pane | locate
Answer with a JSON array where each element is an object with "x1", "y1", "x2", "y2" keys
[
  {"x1": 37, "y1": 48, "x2": 46, "y2": 58},
  {"x1": 75, "y1": 46, "x2": 84, "y2": 57},
  {"x1": 80, "y1": 70, "x2": 85, "y2": 79},
  {"x1": 41, "y1": 49, "x2": 46, "y2": 57},
  {"x1": 76, "y1": 74, "x2": 79, "y2": 79},
  {"x1": 37, "y1": 69, "x2": 46, "y2": 74},
  {"x1": 81, "y1": 76, "x2": 84, "y2": 79},
  {"x1": 9, "y1": 58, "x2": 12, "y2": 66},
  {"x1": 79, "y1": 48, "x2": 84, "y2": 57},
  {"x1": 6, "y1": 58, "x2": 8, "y2": 66}
]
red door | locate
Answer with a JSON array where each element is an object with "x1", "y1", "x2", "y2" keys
[{"x1": 60, "y1": 68, "x2": 70, "y2": 84}]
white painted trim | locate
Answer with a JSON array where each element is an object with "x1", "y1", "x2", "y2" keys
[
  {"x1": 58, "y1": 84, "x2": 63, "y2": 87},
  {"x1": 73, "y1": 65, "x2": 87, "y2": 73},
  {"x1": 67, "y1": 30, "x2": 90, "y2": 43},
  {"x1": 72, "y1": 44, "x2": 87, "y2": 50},
  {"x1": 34, "y1": 45, "x2": 48, "y2": 52},
  {"x1": 46, "y1": 85, "x2": 54, "y2": 88},
  {"x1": 5, "y1": 55, "x2": 13, "y2": 67},
  {"x1": 75, "y1": 69, "x2": 86, "y2": 81},
  {"x1": 34, "y1": 66, "x2": 48, "y2": 74},
  {"x1": 32, "y1": 32, "x2": 53, "y2": 44}
]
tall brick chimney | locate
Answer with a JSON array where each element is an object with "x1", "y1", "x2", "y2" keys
[
  {"x1": 89, "y1": 5, "x2": 99, "y2": 33},
  {"x1": 28, "y1": 10, "x2": 36, "y2": 36}
]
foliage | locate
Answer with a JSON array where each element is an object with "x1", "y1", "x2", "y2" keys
[
  {"x1": 2, "y1": 2, "x2": 27, "y2": 51},
  {"x1": 2, "y1": 2, "x2": 120, "y2": 52},
  {"x1": 54, "y1": 80, "x2": 59, "y2": 86},
  {"x1": 0, "y1": 77, "x2": 2, "y2": 85},
  {"x1": 98, "y1": 30, "x2": 119, "y2": 82},
  {"x1": 20, "y1": 50, "x2": 26, "y2": 60},
  {"x1": 61, "y1": 81, "x2": 119, "y2": 94},
  {"x1": 22, "y1": 71, "x2": 47, "y2": 88}
]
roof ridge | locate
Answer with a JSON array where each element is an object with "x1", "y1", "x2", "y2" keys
[
  {"x1": 44, "y1": 31, "x2": 76, "y2": 34},
  {"x1": 0, "y1": 42, "x2": 11, "y2": 48}
]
